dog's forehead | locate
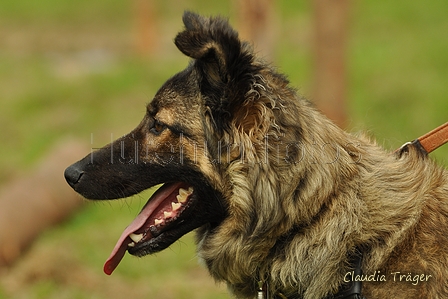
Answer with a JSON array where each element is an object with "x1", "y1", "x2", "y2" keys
[
  {"x1": 146, "y1": 72, "x2": 203, "y2": 130},
  {"x1": 149, "y1": 67, "x2": 200, "y2": 110},
  {"x1": 149, "y1": 87, "x2": 200, "y2": 116}
]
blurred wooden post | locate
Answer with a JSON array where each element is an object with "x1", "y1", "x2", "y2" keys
[
  {"x1": 234, "y1": 0, "x2": 276, "y2": 60},
  {"x1": 313, "y1": 0, "x2": 350, "y2": 128},
  {"x1": 134, "y1": 0, "x2": 157, "y2": 56}
]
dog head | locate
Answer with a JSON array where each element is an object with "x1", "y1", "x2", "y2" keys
[{"x1": 64, "y1": 11, "x2": 286, "y2": 276}]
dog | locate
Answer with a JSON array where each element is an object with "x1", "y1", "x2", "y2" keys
[{"x1": 64, "y1": 12, "x2": 448, "y2": 299}]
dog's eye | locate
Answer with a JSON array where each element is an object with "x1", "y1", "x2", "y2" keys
[{"x1": 150, "y1": 119, "x2": 166, "y2": 135}]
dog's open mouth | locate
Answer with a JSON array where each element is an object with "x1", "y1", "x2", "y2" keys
[{"x1": 104, "y1": 182, "x2": 195, "y2": 275}]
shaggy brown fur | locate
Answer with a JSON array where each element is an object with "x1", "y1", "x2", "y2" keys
[{"x1": 65, "y1": 12, "x2": 448, "y2": 299}]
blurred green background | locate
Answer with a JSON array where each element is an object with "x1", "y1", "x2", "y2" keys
[{"x1": 0, "y1": 0, "x2": 447, "y2": 298}]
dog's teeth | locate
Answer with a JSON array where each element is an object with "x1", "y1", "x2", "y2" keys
[
  {"x1": 129, "y1": 233, "x2": 144, "y2": 243},
  {"x1": 179, "y1": 188, "x2": 189, "y2": 197},
  {"x1": 176, "y1": 194, "x2": 187, "y2": 203},
  {"x1": 128, "y1": 242, "x2": 135, "y2": 248},
  {"x1": 172, "y1": 202, "x2": 182, "y2": 211},
  {"x1": 154, "y1": 218, "x2": 163, "y2": 225},
  {"x1": 164, "y1": 211, "x2": 173, "y2": 218},
  {"x1": 177, "y1": 187, "x2": 193, "y2": 203}
]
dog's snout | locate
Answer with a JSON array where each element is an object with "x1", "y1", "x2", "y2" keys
[{"x1": 64, "y1": 164, "x2": 84, "y2": 188}]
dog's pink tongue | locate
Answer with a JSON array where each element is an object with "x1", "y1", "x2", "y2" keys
[
  {"x1": 103, "y1": 212, "x2": 148, "y2": 275},
  {"x1": 103, "y1": 182, "x2": 183, "y2": 275}
]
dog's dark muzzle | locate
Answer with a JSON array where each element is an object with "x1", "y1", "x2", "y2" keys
[
  {"x1": 64, "y1": 163, "x2": 85, "y2": 188},
  {"x1": 63, "y1": 131, "x2": 154, "y2": 200},
  {"x1": 63, "y1": 129, "x2": 188, "y2": 200},
  {"x1": 64, "y1": 148, "x2": 150, "y2": 200}
]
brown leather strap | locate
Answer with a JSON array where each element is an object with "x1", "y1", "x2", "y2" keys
[{"x1": 416, "y1": 122, "x2": 448, "y2": 154}]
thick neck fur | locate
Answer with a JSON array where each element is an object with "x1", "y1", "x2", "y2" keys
[{"x1": 195, "y1": 66, "x2": 447, "y2": 299}]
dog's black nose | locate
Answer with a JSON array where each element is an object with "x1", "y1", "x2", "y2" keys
[{"x1": 64, "y1": 164, "x2": 84, "y2": 188}]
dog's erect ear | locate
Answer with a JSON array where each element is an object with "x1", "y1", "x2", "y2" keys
[
  {"x1": 175, "y1": 11, "x2": 246, "y2": 84},
  {"x1": 175, "y1": 11, "x2": 259, "y2": 132}
]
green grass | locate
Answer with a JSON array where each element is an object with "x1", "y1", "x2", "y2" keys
[
  {"x1": 0, "y1": 1, "x2": 447, "y2": 298},
  {"x1": 348, "y1": 0, "x2": 448, "y2": 162}
]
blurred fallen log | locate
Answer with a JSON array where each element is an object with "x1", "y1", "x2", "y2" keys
[{"x1": 0, "y1": 139, "x2": 89, "y2": 267}]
